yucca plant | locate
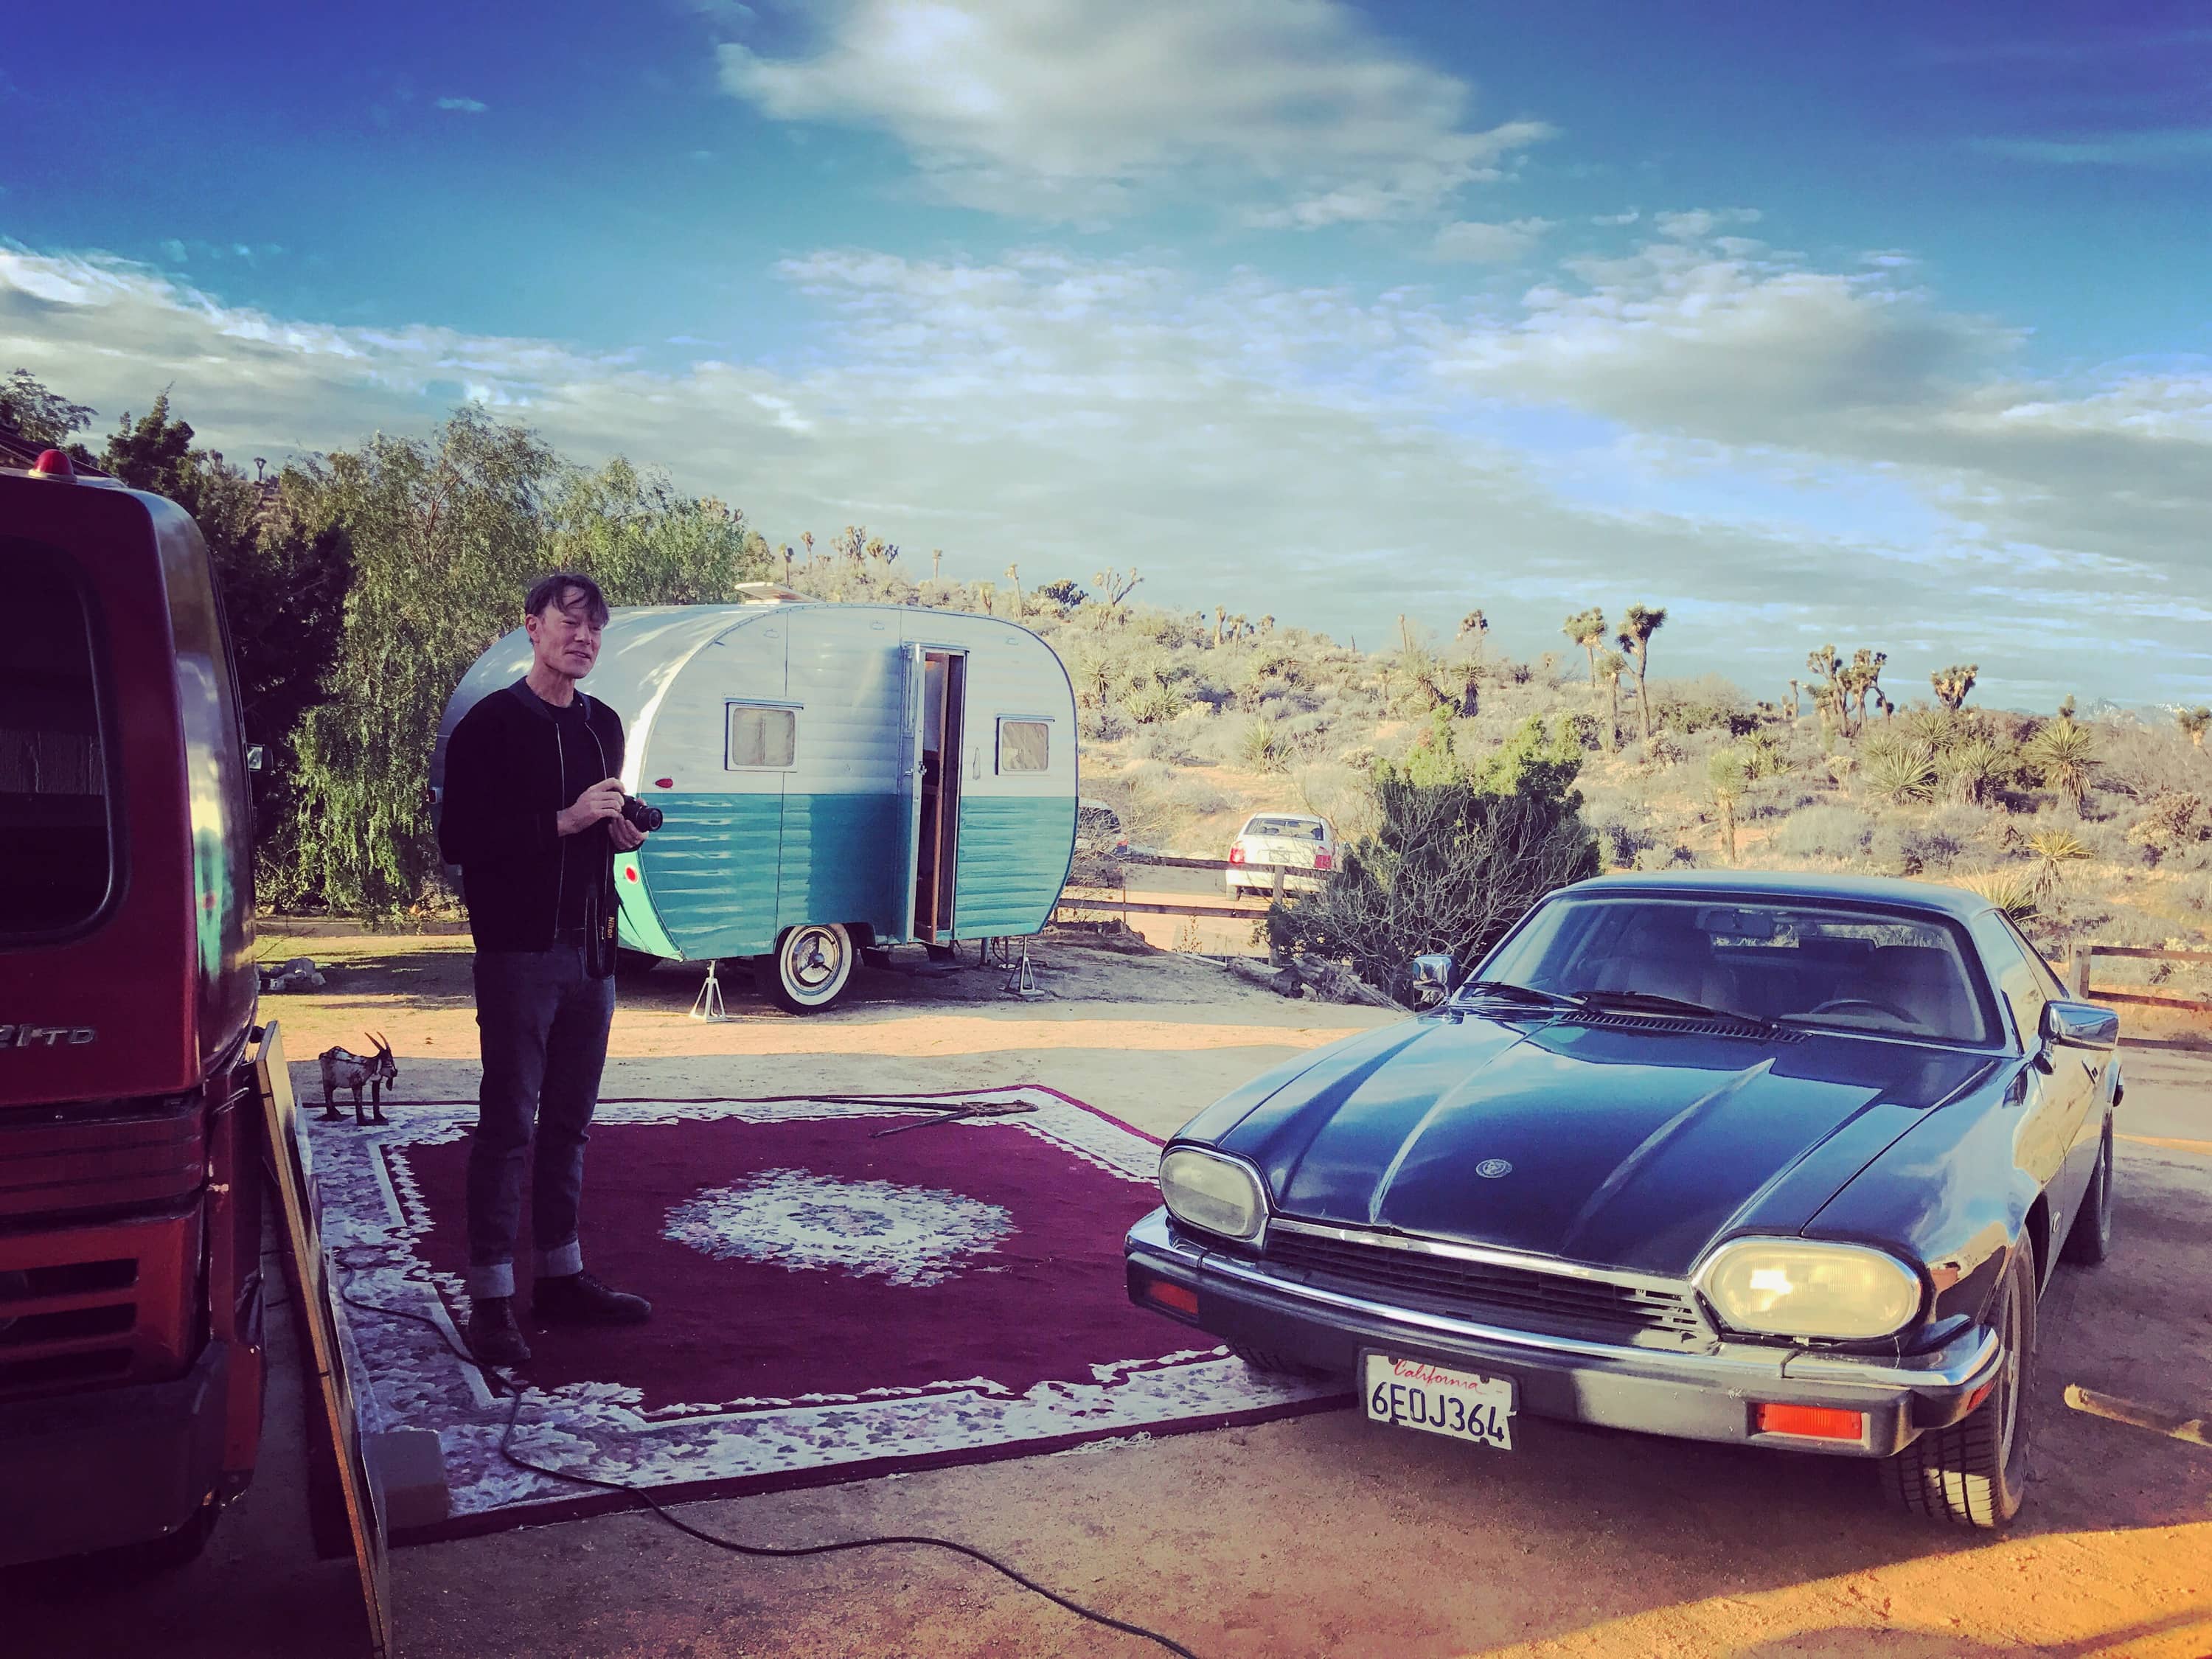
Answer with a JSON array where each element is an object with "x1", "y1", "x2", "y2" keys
[
  {"x1": 1899, "y1": 706, "x2": 1961, "y2": 752},
  {"x1": 1708, "y1": 748, "x2": 1750, "y2": 865},
  {"x1": 1953, "y1": 866, "x2": 2039, "y2": 922},
  {"x1": 1941, "y1": 738, "x2": 2014, "y2": 806},
  {"x1": 2025, "y1": 720, "x2": 2099, "y2": 810},
  {"x1": 2024, "y1": 827, "x2": 2090, "y2": 898},
  {"x1": 1862, "y1": 739, "x2": 1938, "y2": 805}
]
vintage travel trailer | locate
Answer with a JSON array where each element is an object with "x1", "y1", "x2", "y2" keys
[{"x1": 434, "y1": 600, "x2": 1079, "y2": 1010}]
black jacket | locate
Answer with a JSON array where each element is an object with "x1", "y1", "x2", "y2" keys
[{"x1": 438, "y1": 681, "x2": 626, "y2": 969}]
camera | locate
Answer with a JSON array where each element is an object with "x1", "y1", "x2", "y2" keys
[{"x1": 620, "y1": 795, "x2": 664, "y2": 833}]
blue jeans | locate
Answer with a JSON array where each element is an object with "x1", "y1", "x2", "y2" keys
[{"x1": 465, "y1": 946, "x2": 615, "y2": 1300}]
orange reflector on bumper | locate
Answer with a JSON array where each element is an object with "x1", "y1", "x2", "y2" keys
[
  {"x1": 1139, "y1": 1275, "x2": 1200, "y2": 1316},
  {"x1": 1756, "y1": 1402, "x2": 1867, "y2": 1441}
]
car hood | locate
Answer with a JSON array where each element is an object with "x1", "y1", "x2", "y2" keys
[{"x1": 1209, "y1": 1013, "x2": 1995, "y2": 1278}]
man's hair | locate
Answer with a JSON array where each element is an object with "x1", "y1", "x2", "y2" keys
[{"x1": 524, "y1": 571, "x2": 610, "y2": 626}]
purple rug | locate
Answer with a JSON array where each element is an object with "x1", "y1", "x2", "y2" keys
[{"x1": 311, "y1": 1085, "x2": 1343, "y2": 1540}]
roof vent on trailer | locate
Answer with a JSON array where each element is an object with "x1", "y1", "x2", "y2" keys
[{"x1": 734, "y1": 582, "x2": 813, "y2": 605}]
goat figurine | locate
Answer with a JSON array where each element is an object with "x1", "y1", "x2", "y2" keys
[{"x1": 318, "y1": 1034, "x2": 397, "y2": 1124}]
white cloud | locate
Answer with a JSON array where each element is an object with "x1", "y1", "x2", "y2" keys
[
  {"x1": 6, "y1": 239, "x2": 2207, "y2": 704},
  {"x1": 716, "y1": 0, "x2": 1551, "y2": 225},
  {"x1": 1430, "y1": 217, "x2": 1554, "y2": 263},
  {"x1": 436, "y1": 96, "x2": 488, "y2": 114}
]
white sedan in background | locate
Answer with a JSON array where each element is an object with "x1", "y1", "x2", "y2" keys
[{"x1": 1226, "y1": 813, "x2": 1335, "y2": 899}]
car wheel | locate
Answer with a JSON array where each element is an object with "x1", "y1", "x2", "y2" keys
[
  {"x1": 2061, "y1": 1119, "x2": 2115, "y2": 1266},
  {"x1": 1882, "y1": 1244, "x2": 2035, "y2": 1528},
  {"x1": 756, "y1": 923, "x2": 855, "y2": 1013}
]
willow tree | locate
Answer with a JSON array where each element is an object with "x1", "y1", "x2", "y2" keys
[{"x1": 288, "y1": 409, "x2": 772, "y2": 914}]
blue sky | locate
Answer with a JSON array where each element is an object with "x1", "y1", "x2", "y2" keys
[{"x1": 4, "y1": 0, "x2": 2208, "y2": 704}]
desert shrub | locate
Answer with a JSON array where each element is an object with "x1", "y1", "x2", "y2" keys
[
  {"x1": 1241, "y1": 716, "x2": 1291, "y2": 773},
  {"x1": 1938, "y1": 738, "x2": 2015, "y2": 806},
  {"x1": 2126, "y1": 792, "x2": 2211, "y2": 858},
  {"x1": 1771, "y1": 805, "x2": 1878, "y2": 863},
  {"x1": 1270, "y1": 714, "x2": 1599, "y2": 1001},
  {"x1": 1078, "y1": 706, "x2": 1128, "y2": 742},
  {"x1": 1130, "y1": 726, "x2": 1202, "y2": 765},
  {"x1": 1125, "y1": 682, "x2": 1190, "y2": 725},
  {"x1": 1952, "y1": 867, "x2": 2040, "y2": 923}
]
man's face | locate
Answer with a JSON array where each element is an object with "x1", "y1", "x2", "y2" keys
[{"x1": 525, "y1": 590, "x2": 603, "y2": 681}]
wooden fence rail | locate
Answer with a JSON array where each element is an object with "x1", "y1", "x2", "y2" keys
[{"x1": 2071, "y1": 942, "x2": 2212, "y2": 1015}]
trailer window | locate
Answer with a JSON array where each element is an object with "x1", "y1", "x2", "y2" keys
[
  {"x1": 725, "y1": 703, "x2": 795, "y2": 769},
  {"x1": 4, "y1": 542, "x2": 114, "y2": 936},
  {"x1": 997, "y1": 719, "x2": 1050, "y2": 774}
]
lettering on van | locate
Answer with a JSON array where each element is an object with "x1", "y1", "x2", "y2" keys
[{"x1": 0, "y1": 1025, "x2": 96, "y2": 1050}]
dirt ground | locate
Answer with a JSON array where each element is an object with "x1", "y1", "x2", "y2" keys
[{"x1": 7, "y1": 931, "x2": 2211, "y2": 1659}]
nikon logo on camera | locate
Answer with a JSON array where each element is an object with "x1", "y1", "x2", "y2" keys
[{"x1": 1, "y1": 1025, "x2": 97, "y2": 1050}]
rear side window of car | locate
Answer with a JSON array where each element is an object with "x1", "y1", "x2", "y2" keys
[
  {"x1": 725, "y1": 703, "x2": 796, "y2": 769},
  {"x1": 998, "y1": 718, "x2": 1050, "y2": 774},
  {"x1": 2, "y1": 539, "x2": 116, "y2": 938},
  {"x1": 1998, "y1": 914, "x2": 2070, "y2": 1001},
  {"x1": 1245, "y1": 816, "x2": 1326, "y2": 841},
  {"x1": 1976, "y1": 920, "x2": 2051, "y2": 1050}
]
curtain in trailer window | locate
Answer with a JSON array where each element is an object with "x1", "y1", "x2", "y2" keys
[
  {"x1": 726, "y1": 704, "x2": 796, "y2": 769},
  {"x1": 997, "y1": 719, "x2": 1049, "y2": 775}
]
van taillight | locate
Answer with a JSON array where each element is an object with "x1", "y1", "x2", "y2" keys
[
  {"x1": 1228, "y1": 846, "x2": 1245, "y2": 864},
  {"x1": 1315, "y1": 852, "x2": 1333, "y2": 870}
]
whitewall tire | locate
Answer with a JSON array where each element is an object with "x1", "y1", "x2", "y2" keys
[{"x1": 757, "y1": 923, "x2": 855, "y2": 1013}]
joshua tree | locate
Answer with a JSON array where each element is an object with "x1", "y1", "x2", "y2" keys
[
  {"x1": 1004, "y1": 562, "x2": 1021, "y2": 616},
  {"x1": 1214, "y1": 605, "x2": 1227, "y2": 648},
  {"x1": 1786, "y1": 678, "x2": 1801, "y2": 719},
  {"x1": 1091, "y1": 566, "x2": 1143, "y2": 619},
  {"x1": 1617, "y1": 604, "x2": 1666, "y2": 742},
  {"x1": 2178, "y1": 706, "x2": 2211, "y2": 748},
  {"x1": 1841, "y1": 648, "x2": 1888, "y2": 734},
  {"x1": 1597, "y1": 650, "x2": 1630, "y2": 753},
  {"x1": 1259, "y1": 614, "x2": 1275, "y2": 636},
  {"x1": 1563, "y1": 608, "x2": 1607, "y2": 687},
  {"x1": 1459, "y1": 608, "x2": 1489, "y2": 669},
  {"x1": 1805, "y1": 645, "x2": 1844, "y2": 731},
  {"x1": 1932, "y1": 664, "x2": 1979, "y2": 712},
  {"x1": 931, "y1": 547, "x2": 943, "y2": 581},
  {"x1": 1708, "y1": 747, "x2": 1748, "y2": 865}
]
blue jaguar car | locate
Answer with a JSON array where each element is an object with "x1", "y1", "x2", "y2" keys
[{"x1": 1125, "y1": 872, "x2": 2123, "y2": 1527}]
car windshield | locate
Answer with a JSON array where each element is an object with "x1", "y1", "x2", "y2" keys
[
  {"x1": 1474, "y1": 895, "x2": 1995, "y2": 1043},
  {"x1": 1242, "y1": 816, "x2": 1326, "y2": 841}
]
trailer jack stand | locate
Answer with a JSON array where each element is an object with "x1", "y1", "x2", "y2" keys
[
  {"x1": 689, "y1": 960, "x2": 729, "y2": 1023},
  {"x1": 1002, "y1": 940, "x2": 1043, "y2": 1000}
]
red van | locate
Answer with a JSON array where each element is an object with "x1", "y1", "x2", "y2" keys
[{"x1": 0, "y1": 447, "x2": 268, "y2": 1565}]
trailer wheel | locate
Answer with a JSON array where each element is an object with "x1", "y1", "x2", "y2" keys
[{"x1": 757, "y1": 923, "x2": 855, "y2": 1013}]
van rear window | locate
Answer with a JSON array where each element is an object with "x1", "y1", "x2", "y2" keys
[{"x1": 3, "y1": 542, "x2": 114, "y2": 935}]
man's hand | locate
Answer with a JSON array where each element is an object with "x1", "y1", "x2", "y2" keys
[
  {"x1": 557, "y1": 778, "x2": 627, "y2": 838},
  {"x1": 609, "y1": 817, "x2": 647, "y2": 852}
]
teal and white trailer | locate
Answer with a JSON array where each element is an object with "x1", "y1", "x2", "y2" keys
[{"x1": 431, "y1": 600, "x2": 1077, "y2": 1010}]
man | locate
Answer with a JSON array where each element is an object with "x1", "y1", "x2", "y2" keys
[{"x1": 437, "y1": 571, "x2": 652, "y2": 1366}]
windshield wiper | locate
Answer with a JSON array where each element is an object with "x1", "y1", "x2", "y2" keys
[
  {"x1": 1571, "y1": 990, "x2": 1777, "y2": 1032},
  {"x1": 1451, "y1": 979, "x2": 1580, "y2": 1009}
]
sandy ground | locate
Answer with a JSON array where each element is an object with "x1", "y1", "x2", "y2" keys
[{"x1": 8, "y1": 931, "x2": 2211, "y2": 1659}]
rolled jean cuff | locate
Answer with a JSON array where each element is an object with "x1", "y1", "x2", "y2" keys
[
  {"x1": 466, "y1": 1259, "x2": 516, "y2": 1301},
  {"x1": 535, "y1": 1239, "x2": 583, "y2": 1278}
]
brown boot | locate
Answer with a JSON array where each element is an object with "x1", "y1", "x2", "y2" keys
[{"x1": 532, "y1": 1271, "x2": 652, "y2": 1326}]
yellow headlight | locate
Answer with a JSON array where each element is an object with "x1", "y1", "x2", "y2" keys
[{"x1": 1699, "y1": 1239, "x2": 1921, "y2": 1340}]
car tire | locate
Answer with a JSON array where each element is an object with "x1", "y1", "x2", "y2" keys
[
  {"x1": 2061, "y1": 1119, "x2": 2115, "y2": 1266},
  {"x1": 756, "y1": 923, "x2": 855, "y2": 1014},
  {"x1": 1882, "y1": 1243, "x2": 2035, "y2": 1528},
  {"x1": 1229, "y1": 1341, "x2": 1322, "y2": 1378}
]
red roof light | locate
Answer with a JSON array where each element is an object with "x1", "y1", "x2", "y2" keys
[{"x1": 30, "y1": 448, "x2": 76, "y2": 479}]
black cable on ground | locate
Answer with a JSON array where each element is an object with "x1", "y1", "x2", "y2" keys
[{"x1": 335, "y1": 1287, "x2": 1203, "y2": 1659}]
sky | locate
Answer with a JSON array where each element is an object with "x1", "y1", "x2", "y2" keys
[{"x1": 4, "y1": 0, "x2": 2208, "y2": 708}]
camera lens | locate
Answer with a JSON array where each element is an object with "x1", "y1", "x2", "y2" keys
[{"x1": 621, "y1": 796, "x2": 664, "y2": 833}]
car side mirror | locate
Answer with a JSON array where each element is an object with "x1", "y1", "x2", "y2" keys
[
  {"x1": 1410, "y1": 953, "x2": 1456, "y2": 1006},
  {"x1": 2042, "y1": 999, "x2": 2119, "y2": 1051}
]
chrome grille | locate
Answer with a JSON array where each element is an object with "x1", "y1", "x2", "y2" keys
[{"x1": 1264, "y1": 1228, "x2": 1706, "y2": 1342}]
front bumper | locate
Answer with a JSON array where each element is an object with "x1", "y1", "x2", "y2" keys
[
  {"x1": 1125, "y1": 1209, "x2": 2003, "y2": 1458},
  {"x1": 0, "y1": 1338, "x2": 233, "y2": 1567}
]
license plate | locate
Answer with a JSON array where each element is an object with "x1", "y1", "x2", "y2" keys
[{"x1": 1361, "y1": 1351, "x2": 1515, "y2": 1451}]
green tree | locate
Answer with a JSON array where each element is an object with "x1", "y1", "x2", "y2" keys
[
  {"x1": 1269, "y1": 714, "x2": 1599, "y2": 1001},
  {"x1": 1617, "y1": 603, "x2": 1667, "y2": 742},
  {"x1": 0, "y1": 367, "x2": 94, "y2": 450}
]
